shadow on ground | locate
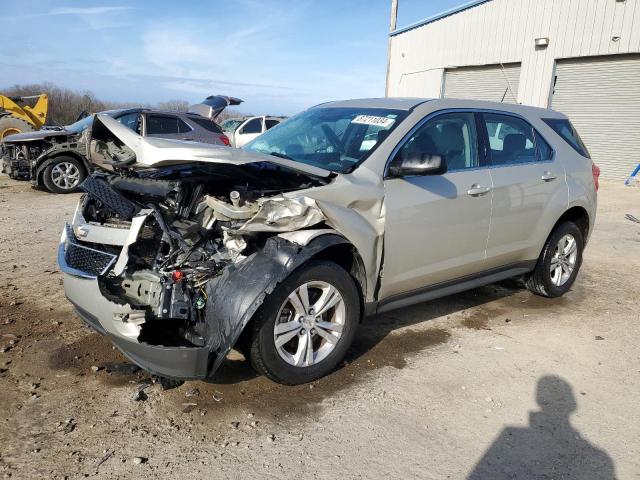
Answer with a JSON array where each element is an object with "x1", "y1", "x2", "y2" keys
[
  {"x1": 172, "y1": 279, "x2": 532, "y2": 421},
  {"x1": 467, "y1": 375, "x2": 617, "y2": 480}
]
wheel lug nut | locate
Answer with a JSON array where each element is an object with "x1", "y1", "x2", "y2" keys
[{"x1": 299, "y1": 329, "x2": 305, "y2": 335}]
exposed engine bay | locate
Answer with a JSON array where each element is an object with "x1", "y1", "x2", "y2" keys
[
  {"x1": 2, "y1": 130, "x2": 86, "y2": 180},
  {"x1": 76, "y1": 162, "x2": 329, "y2": 351}
]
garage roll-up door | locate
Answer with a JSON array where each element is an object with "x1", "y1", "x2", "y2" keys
[
  {"x1": 444, "y1": 63, "x2": 520, "y2": 103},
  {"x1": 552, "y1": 55, "x2": 640, "y2": 180}
]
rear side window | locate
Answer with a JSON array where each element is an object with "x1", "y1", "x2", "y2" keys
[
  {"x1": 265, "y1": 119, "x2": 280, "y2": 130},
  {"x1": 543, "y1": 118, "x2": 590, "y2": 158},
  {"x1": 535, "y1": 132, "x2": 554, "y2": 161},
  {"x1": 146, "y1": 115, "x2": 192, "y2": 135},
  {"x1": 483, "y1": 114, "x2": 537, "y2": 165},
  {"x1": 188, "y1": 116, "x2": 223, "y2": 133}
]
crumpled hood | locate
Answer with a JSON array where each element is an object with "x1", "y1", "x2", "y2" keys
[
  {"x1": 2, "y1": 128, "x2": 74, "y2": 144},
  {"x1": 92, "y1": 114, "x2": 331, "y2": 178}
]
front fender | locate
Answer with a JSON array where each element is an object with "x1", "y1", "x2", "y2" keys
[{"x1": 202, "y1": 233, "x2": 350, "y2": 377}]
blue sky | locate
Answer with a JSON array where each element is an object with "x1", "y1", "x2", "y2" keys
[{"x1": 1, "y1": 0, "x2": 462, "y2": 115}]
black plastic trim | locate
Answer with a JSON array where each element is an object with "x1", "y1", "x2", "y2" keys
[{"x1": 374, "y1": 261, "x2": 536, "y2": 314}]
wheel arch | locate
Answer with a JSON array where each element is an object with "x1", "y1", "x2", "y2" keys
[
  {"x1": 304, "y1": 241, "x2": 367, "y2": 311},
  {"x1": 551, "y1": 206, "x2": 590, "y2": 245},
  {"x1": 35, "y1": 152, "x2": 90, "y2": 185},
  {"x1": 206, "y1": 232, "x2": 364, "y2": 375}
]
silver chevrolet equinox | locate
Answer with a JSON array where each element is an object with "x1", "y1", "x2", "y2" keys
[{"x1": 59, "y1": 98, "x2": 598, "y2": 385}]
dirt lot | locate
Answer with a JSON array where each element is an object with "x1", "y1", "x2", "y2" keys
[{"x1": 0, "y1": 176, "x2": 638, "y2": 479}]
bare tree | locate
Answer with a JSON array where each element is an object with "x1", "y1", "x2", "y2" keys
[
  {"x1": 2, "y1": 83, "x2": 247, "y2": 126},
  {"x1": 156, "y1": 99, "x2": 189, "y2": 112}
]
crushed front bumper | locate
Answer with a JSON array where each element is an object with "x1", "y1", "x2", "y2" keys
[{"x1": 58, "y1": 222, "x2": 212, "y2": 379}]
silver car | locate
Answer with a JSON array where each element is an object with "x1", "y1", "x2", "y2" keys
[{"x1": 58, "y1": 98, "x2": 598, "y2": 385}]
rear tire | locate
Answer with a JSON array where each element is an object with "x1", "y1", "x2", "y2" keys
[
  {"x1": 248, "y1": 260, "x2": 360, "y2": 385},
  {"x1": 0, "y1": 116, "x2": 33, "y2": 140},
  {"x1": 526, "y1": 222, "x2": 584, "y2": 298},
  {"x1": 42, "y1": 156, "x2": 86, "y2": 193}
]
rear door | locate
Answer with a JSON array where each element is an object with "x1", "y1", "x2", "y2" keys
[
  {"x1": 380, "y1": 111, "x2": 493, "y2": 299},
  {"x1": 481, "y1": 112, "x2": 567, "y2": 268}
]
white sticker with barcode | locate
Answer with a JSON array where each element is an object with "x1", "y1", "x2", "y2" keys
[{"x1": 351, "y1": 115, "x2": 395, "y2": 128}]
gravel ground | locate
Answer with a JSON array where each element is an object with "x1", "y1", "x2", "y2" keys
[{"x1": 0, "y1": 176, "x2": 638, "y2": 479}]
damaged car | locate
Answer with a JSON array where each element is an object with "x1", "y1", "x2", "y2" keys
[
  {"x1": 58, "y1": 98, "x2": 597, "y2": 385},
  {"x1": 1, "y1": 95, "x2": 241, "y2": 193}
]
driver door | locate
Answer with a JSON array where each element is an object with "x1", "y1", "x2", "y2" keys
[{"x1": 379, "y1": 112, "x2": 493, "y2": 300}]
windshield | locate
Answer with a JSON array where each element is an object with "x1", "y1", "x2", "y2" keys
[
  {"x1": 221, "y1": 119, "x2": 244, "y2": 132},
  {"x1": 244, "y1": 107, "x2": 408, "y2": 173},
  {"x1": 66, "y1": 115, "x2": 95, "y2": 133}
]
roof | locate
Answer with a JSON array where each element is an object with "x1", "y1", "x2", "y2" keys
[
  {"x1": 421, "y1": 98, "x2": 566, "y2": 119},
  {"x1": 319, "y1": 98, "x2": 432, "y2": 110},
  {"x1": 390, "y1": 0, "x2": 492, "y2": 36}
]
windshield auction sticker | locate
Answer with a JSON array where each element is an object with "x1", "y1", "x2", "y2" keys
[{"x1": 351, "y1": 115, "x2": 395, "y2": 128}]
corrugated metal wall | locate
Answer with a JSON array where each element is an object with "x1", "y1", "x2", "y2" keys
[
  {"x1": 388, "y1": 0, "x2": 640, "y2": 107},
  {"x1": 552, "y1": 54, "x2": 640, "y2": 179},
  {"x1": 443, "y1": 63, "x2": 521, "y2": 103}
]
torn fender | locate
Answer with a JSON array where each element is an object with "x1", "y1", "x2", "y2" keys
[
  {"x1": 203, "y1": 233, "x2": 349, "y2": 376},
  {"x1": 283, "y1": 166, "x2": 386, "y2": 302}
]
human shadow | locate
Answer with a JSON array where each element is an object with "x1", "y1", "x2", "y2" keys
[{"x1": 468, "y1": 375, "x2": 617, "y2": 480}]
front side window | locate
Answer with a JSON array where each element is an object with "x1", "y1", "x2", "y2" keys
[
  {"x1": 66, "y1": 115, "x2": 95, "y2": 133},
  {"x1": 397, "y1": 112, "x2": 479, "y2": 171},
  {"x1": 241, "y1": 118, "x2": 263, "y2": 134},
  {"x1": 484, "y1": 114, "x2": 537, "y2": 165},
  {"x1": 146, "y1": 115, "x2": 190, "y2": 135},
  {"x1": 543, "y1": 118, "x2": 590, "y2": 158},
  {"x1": 245, "y1": 107, "x2": 408, "y2": 173},
  {"x1": 117, "y1": 113, "x2": 141, "y2": 134}
]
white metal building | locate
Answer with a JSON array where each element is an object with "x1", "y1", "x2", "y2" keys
[{"x1": 386, "y1": 0, "x2": 640, "y2": 180}]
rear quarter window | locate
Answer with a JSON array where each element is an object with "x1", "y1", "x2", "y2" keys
[{"x1": 543, "y1": 118, "x2": 590, "y2": 158}]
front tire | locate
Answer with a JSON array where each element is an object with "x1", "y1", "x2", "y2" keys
[
  {"x1": 526, "y1": 222, "x2": 584, "y2": 298},
  {"x1": 248, "y1": 260, "x2": 360, "y2": 385},
  {"x1": 42, "y1": 156, "x2": 86, "y2": 193}
]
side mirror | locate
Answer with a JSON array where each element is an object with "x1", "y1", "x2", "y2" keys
[{"x1": 389, "y1": 153, "x2": 447, "y2": 177}]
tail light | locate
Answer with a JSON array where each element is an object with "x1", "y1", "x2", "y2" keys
[
  {"x1": 591, "y1": 162, "x2": 600, "y2": 191},
  {"x1": 220, "y1": 134, "x2": 230, "y2": 146}
]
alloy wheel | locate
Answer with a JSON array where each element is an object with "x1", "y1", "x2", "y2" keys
[
  {"x1": 51, "y1": 162, "x2": 81, "y2": 190},
  {"x1": 550, "y1": 234, "x2": 578, "y2": 286},
  {"x1": 273, "y1": 281, "x2": 345, "y2": 367}
]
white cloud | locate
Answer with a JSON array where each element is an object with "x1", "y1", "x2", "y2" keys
[
  {"x1": 48, "y1": 6, "x2": 135, "y2": 16},
  {"x1": 142, "y1": 29, "x2": 205, "y2": 67}
]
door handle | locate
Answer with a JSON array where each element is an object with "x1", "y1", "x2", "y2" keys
[
  {"x1": 467, "y1": 184, "x2": 491, "y2": 196},
  {"x1": 541, "y1": 171, "x2": 557, "y2": 182},
  {"x1": 182, "y1": 137, "x2": 194, "y2": 141}
]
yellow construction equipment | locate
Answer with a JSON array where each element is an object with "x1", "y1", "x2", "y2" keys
[{"x1": 0, "y1": 94, "x2": 49, "y2": 139}]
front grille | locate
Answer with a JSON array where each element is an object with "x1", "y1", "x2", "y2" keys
[
  {"x1": 81, "y1": 175, "x2": 140, "y2": 219},
  {"x1": 63, "y1": 225, "x2": 118, "y2": 277}
]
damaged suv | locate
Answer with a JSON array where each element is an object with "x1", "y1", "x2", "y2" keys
[
  {"x1": 59, "y1": 98, "x2": 597, "y2": 385},
  {"x1": 2, "y1": 95, "x2": 240, "y2": 193}
]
